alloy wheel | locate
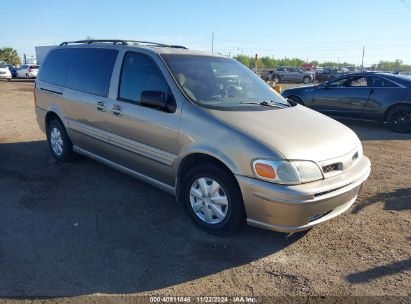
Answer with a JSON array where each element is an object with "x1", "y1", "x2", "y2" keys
[{"x1": 389, "y1": 107, "x2": 411, "y2": 132}]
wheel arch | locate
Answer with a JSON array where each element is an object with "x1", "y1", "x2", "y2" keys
[
  {"x1": 175, "y1": 152, "x2": 239, "y2": 200},
  {"x1": 45, "y1": 111, "x2": 64, "y2": 131},
  {"x1": 285, "y1": 94, "x2": 305, "y2": 106},
  {"x1": 384, "y1": 102, "x2": 411, "y2": 121}
]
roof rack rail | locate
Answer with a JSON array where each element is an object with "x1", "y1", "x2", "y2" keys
[
  {"x1": 59, "y1": 40, "x2": 129, "y2": 46},
  {"x1": 59, "y1": 39, "x2": 187, "y2": 49}
]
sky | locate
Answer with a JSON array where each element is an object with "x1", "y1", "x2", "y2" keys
[{"x1": 1, "y1": 0, "x2": 411, "y2": 65}]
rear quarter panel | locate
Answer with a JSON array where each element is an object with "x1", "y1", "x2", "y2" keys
[{"x1": 362, "y1": 87, "x2": 411, "y2": 121}]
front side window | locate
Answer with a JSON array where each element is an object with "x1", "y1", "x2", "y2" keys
[
  {"x1": 349, "y1": 76, "x2": 368, "y2": 87},
  {"x1": 119, "y1": 52, "x2": 170, "y2": 104},
  {"x1": 327, "y1": 76, "x2": 368, "y2": 88},
  {"x1": 327, "y1": 76, "x2": 350, "y2": 88},
  {"x1": 161, "y1": 54, "x2": 288, "y2": 109}
]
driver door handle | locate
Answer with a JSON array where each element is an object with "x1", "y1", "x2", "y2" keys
[
  {"x1": 111, "y1": 104, "x2": 123, "y2": 116},
  {"x1": 96, "y1": 101, "x2": 106, "y2": 112}
]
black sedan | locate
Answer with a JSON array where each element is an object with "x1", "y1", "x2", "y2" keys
[
  {"x1": 316, "y1": 68, "x2": 345, "y2": 83},
  {"x1": 281, "y1": 72, "x2": 411, "y2": 132}
]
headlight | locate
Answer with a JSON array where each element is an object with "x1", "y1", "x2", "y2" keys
[{"x1": 252, "y1": 159, "x2": 323, "y2": 185}]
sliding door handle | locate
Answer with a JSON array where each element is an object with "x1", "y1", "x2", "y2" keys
[
  {"x1": 111, "y1": 104, "x2": 123, "y2": 116},
  {"x1": 96, "y1": 101, "x2": 106, "y2": 111}
]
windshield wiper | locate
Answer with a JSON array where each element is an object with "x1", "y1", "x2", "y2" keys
[{"x1": 240, "y1": 100, "x2": 289, "y2": 108}]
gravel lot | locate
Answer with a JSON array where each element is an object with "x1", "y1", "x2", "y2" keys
[{"x1": 0, "y1": 80, "x2": 410, "y2": 303}]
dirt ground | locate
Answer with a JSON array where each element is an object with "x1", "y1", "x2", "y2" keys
[{"x1": 0, "y1": 80, "x2": 410, "y2": 303}]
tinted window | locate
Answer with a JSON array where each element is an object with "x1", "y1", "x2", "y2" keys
[
  {"x1": 119, "y1": 52, "x2": 169, "y2": 104},
  {"x1": 39, "y1": 48, "x2": 118, "y2": 97},
  {"x1": 66, "y1": 48, "x2": 118, "y2": 97},
  {"x1": 29, "y1": 65, "x2": 39, "y2": 69},
  {"x1": 38, "y1": 49, "x2": 71, "y2": 86},
  {"x1": 370, "y1": 76, "x2": 398, "y2": 88}
]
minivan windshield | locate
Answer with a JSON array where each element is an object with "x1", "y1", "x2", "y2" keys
[{"x1": 161, "y1": 54, "x2": 289, "y2": 109}]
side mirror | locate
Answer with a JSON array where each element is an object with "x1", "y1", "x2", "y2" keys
[{"x1": 140, "y1": 90, "x2": 176, "y2": 113}]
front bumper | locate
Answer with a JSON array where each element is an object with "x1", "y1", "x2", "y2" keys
[{"x1": 236, "y1": 156, "x2": 371, "y2": 233}]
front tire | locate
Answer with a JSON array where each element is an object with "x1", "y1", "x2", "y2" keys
[
  {"x1": 303, "y1": 76, "x2": 311, "y2": 84},
  {"x1": 386, "y1": 104, "x2": 411, "y2": 133},
  {"x1": 180, "y1": 163, "x2": 246, "y2": 235},
  {"x1": 46, "y1": 119, "x2": 75, "y2": 161}
]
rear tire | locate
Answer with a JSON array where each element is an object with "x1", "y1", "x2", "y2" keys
[
  {"x1": 303, "y1": 76, "x2": 311, "y2": 84},
  {"x1": 180, "y1": 163, "x2": 246, "y2": 235},
  {"x1": 386, "y1": 104, "x2": 411, "y2": 133},
  {"x1": 46, "y1": 119, "x2": 76, "y2": 161}
]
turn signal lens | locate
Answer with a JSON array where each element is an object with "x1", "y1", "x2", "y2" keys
[
  {"x1": 252, "y1": 159, "x2": 323, "y2": 185},
  {"x1": 255, "y1": 163, "x2": 276, "y2": 179}
]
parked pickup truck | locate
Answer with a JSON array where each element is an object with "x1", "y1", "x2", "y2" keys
[{"x1": 263, "y1": 67, "x2": 315, "y2": 84}]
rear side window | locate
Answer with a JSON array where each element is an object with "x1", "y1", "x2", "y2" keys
[
  {"x1": 119, "y1": 52, "x2": 169, "y2": 104},
  {"x1": 66, "y1": 48, "x2": 118, "y2": 97},
  {"x1": 38, "y1": 49, "x2": 69, "y2": 86},
  {"x1": 39, "y1": 48, "x2": 118, "y2": 97},
  {"x1": 370, "y1": 76, "x2": 399, "y2": 88}
]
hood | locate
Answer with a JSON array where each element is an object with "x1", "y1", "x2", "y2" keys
[
  {"x1": 208, "y1": 105, "x2": 359, "y2": 162},
  {"x1": 282, "y1": 85, "x2": 318, "y2": 95}
]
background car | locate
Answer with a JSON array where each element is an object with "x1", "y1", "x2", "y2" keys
[
  {"x1": 16, "y1": 64, "x2": 39, "y2": 79},
  {"x1": 275, "y1": 66, "x2": 315, "y2": 84},
  {"x1": 0, "y1": 63, "x2": 12, "y2": 81},
  {"x1": 5, "y1": 64, "x2": 18, "y2": 78},
  {"x1": 316, "y1": 68, "x2": 346, "y2": 83},
  {"x1": 281, "y1": 72, "x2": 411, "y2": 133}
]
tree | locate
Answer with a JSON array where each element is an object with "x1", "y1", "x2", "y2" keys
[{"x1": 0, "y1": 47, "x2": 21, "y2": 66}]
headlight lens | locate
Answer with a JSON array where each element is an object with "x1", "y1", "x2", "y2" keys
[{"x1": 252, "y1": 159, "x2": 323, "y2": 185}]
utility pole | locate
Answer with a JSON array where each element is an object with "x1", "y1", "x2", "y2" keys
[
  {"x1": 211, "y1": 32, "x2": 214, "y2": 53},
  {"x1": 361, "y1": 45, "x2": 365, "y2": 71}
]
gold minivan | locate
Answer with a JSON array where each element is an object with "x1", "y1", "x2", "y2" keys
[{"x1": 35, "y1": 40, "x2": 371, "y2": 234}]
